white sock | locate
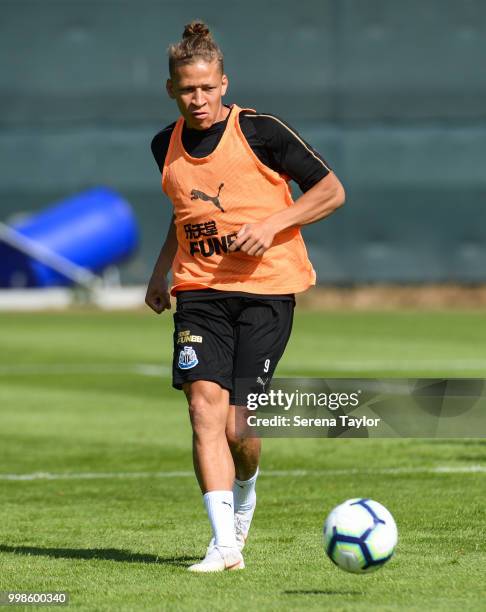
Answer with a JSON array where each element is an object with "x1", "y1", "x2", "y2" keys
[
  {"x1": 233, "y1": 467, "x2": 259, "y2": 512},
  {"x1": 203, "y1": 490, "x2": 237, "y2": 548}
]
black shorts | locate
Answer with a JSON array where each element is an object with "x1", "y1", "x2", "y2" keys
[{"x1": 172, "y1": 294, "x2": 295, "y2": 405}]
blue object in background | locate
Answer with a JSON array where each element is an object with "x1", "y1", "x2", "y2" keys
[{"x1": 0, "y1": 187, "x2": 139, "y2": 287}]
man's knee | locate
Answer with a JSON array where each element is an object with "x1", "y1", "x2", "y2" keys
[
  {"x1": 226, "y1": 426, "x2": 246, "y2": 449},
  {"x1": 189, "y1": 395, "x2": 220, "y2": 434},
  {"x1": 225, "y1": 406, "x2": 255, "y2": 447},
  {"x1": 226, "y1": 427, "x2": 261, "y2": 454},
  {"x1": 185, "y1": 381, "x2": 228, "y2": 437}
]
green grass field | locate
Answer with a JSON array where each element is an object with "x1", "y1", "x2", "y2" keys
[{"x1": 1, "y1": 309, "x2": 486, "y2": 611}]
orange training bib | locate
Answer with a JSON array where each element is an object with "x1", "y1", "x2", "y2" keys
[{"x1": 162, "y1": 104, "x2": 316, "y2": 295}]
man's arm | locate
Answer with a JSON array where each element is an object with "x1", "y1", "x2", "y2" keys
[
  {"x1": 145, "y1": 215, "x2": 178, "y2": 313},
  {"x1": 229, "y1": 172, "x2": 345, "y2": 257}
]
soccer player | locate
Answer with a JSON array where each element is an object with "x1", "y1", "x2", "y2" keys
[{"x1": 146, "y1": 20, "x2": 345, "y2": 572}]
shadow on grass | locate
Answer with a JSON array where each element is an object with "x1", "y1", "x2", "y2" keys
[
  {"x1": 0, "y1": 545, "x2": 198, "y2": 567},
  {"x1": 283, "y1": 590, "x2": 362, "y2": 596}
]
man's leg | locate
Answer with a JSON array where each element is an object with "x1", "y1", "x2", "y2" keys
[
  {"x1": 201, "y1": 403, "x2": 261, "y2": 555},
  {"x1": 226, "y1": 405, "x2": 260, "y2": 550},
  {"x1": 226, "y1": 405, "x2": 261, "y2": 480},
  {"x1": 184, "y1": 380, "x2": 244, "y2": 572},
  {"x1": 185, "y1": 380, "x2": 234, "y2": 492}
]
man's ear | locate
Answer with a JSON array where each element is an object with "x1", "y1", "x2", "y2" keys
[
  {"x1": 166, "y1": 79, "x2": 175, "y2": 99},
  {"x1": 221, "y1": 74, "x2": 228, "y2": 96}
]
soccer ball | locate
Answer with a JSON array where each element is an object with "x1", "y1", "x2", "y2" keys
[{"x1": 323, "y1": 498, "x2": 398, "y2": 574}]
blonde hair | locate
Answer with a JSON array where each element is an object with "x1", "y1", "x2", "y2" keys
[{"x1": 168, "y1": 20, "x2": 224, "y2": 77}]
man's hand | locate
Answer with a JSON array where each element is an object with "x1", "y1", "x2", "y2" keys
[
  {"x1": 228, "y1": 222, "x2": 276, "y2": 257},
  {"x1": 145, "y1": 275, "x2": 171, "y2": 314}
]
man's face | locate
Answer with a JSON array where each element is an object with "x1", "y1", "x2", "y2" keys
[{"x1": 167, "y1": 60, "x2": 228, "y2": 130}]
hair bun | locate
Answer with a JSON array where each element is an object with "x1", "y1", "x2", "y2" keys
[
  {"x1": 168, "y1": 20, "x2": 223, "y2": 76},
  {"x1": 183, "y1": 21, "x2": 210, "y2": 39}
]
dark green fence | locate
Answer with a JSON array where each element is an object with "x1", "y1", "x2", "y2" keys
[{"x1": 1, "y1": 1, "x2": 485, "y2": 283}]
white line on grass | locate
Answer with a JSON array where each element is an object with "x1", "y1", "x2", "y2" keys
[
  {"x1": 1, "y1": 360, "x2": 486, "y2": 378},
  {"x1": 0, "y1": 364, "x2": 170, "y2": 377},
  {"x1": 1, "y1": 466, "x2": 485, "y2": 481},
  {"x1": 287, "y1": 359, "x2": 486, "y2": 372}
]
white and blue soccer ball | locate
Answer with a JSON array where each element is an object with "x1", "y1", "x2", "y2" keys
[{"x1": 323, "y1": 498, "x2": 398, "y2": 574}]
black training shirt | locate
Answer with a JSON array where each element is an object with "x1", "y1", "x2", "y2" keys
[{"x1": 151, "y1": 105, "x2": 331, "y2": 193}]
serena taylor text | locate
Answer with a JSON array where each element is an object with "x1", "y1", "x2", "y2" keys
[{"x1": 246, "y1": 415, "x2": 381, "y2": 428}]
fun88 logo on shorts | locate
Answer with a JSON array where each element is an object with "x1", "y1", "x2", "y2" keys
[{"x1": 178, "y1": 346, "x2": 199, "y2": 369}]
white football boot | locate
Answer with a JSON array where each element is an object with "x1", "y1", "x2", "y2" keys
[{"x1": 188, "y1": 546, "x2": 244, "y2": 573}]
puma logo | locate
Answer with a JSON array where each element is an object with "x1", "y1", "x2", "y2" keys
[
  {"x1": 256, "y1": 376, "x2": 269, "y2": 388},
  {"x1": 190, "y1": 183, "x2": 225, "y2": 212}
]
